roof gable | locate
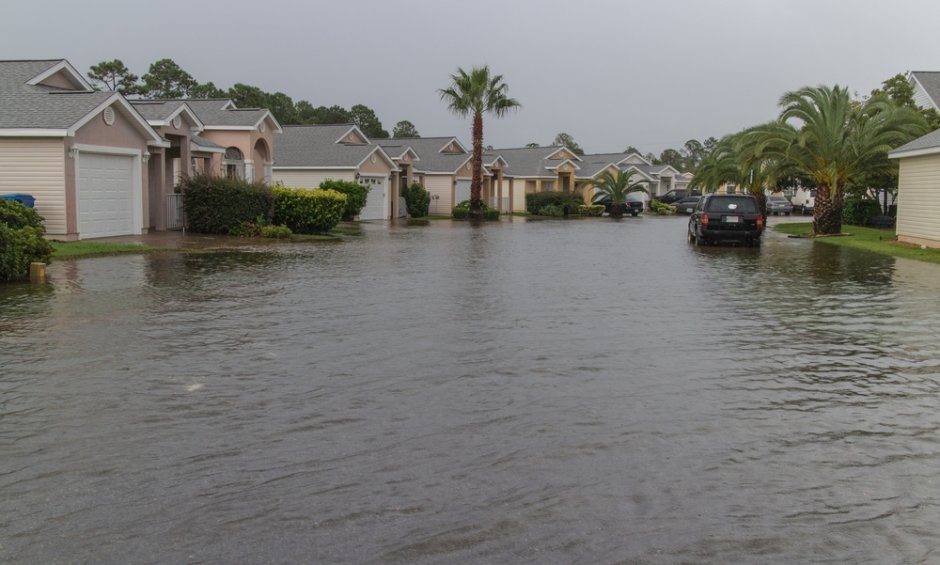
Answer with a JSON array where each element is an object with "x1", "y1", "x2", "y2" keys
[
  {"x1": 909, "y1": 71, "x2": 940, "y2": 112},
  {"x1": 336, "y1": 125, "x2": 370, "y2": 145},
  {"x1": 440, "y1": 138, "x2": 467, "y2": 153},
  {"x1": 546, "y1": 147, "x2": 581, "y2": 161},
  {"x1": 618, "y1": 153, "x2": 651, "y2": 166},
  {"x1": 26, "y1": 60, "x2": 93, "y2": 91}
]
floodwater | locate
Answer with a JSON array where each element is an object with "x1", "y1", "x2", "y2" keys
[{"x1": 2, "y1": 216, "x2": 940, "y2": 564}]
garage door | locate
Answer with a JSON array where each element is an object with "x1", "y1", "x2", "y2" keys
[
  {"x1": 358, "y1": 175, "x2": 387, "y2": 220},
  {"x1": 78, "y1": 153, "x2": 136, "y2": 239},
  {"x1": 455, "y1": 178, "x2": 471, "y2": 205}
]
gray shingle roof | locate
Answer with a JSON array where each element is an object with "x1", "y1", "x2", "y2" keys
[
  {"x1": 377, "y1": 137, "x2": 472, "y2": 173},
  {"x1": 911, "y1": 71, "x2": 940, "y2": 109},
  {"x1": 274, "y1": 124, "x2": 385, "y2": 168},
  {"x1": 160, "y1": 98, "x2": 270, "y2": 127},
  {"x1": 889, "y1": 127, "x2": 940, "y2": 156},
  {"x1": 129, "y1": 100, "x2": 189, "y2": 121},
  {"x1": 191, "y1": 135, "x2": 224, "y2": 150},
  {"x1": 486, "y1": 146, "x2": 569, "y2": 177},
  {"x1": 0, "y1": 59, "x2": 116, "y2": 129}
]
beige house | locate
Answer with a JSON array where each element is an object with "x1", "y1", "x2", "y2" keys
[
  {"x1": 377, "y1": 137, "x2": 506, "y2": 215},
  {"x1": 272, "y1": 124, "x2": 400, "y2": 220},
  {"x1": 0, "y1": 59, "x2": 165, "y2": 240},
  {"x1": 889, "y1": 128, "x2": 940, "y2": 248}
]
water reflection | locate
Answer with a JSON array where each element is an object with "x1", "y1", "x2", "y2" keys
[{"x1": 2, "y1": 218, "x2": 940, "y2": 564}]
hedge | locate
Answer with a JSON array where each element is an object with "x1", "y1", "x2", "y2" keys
[
  {"x1": 525, "y1": 192, "x2": 583, "y2": 215},
  {"x1": 579, "y1": 205, "x2": 604, "y2": 216},
  {"x1": 319, "y1": 179, "x2": 368, "y2": 220},
  {"x1": 842, "y1": 196, "x2": 882, "y2": 226},
  {"x1": 180, "y1": 174, "x2": 275, "y2": 234},
  {"x1": 273, "y1": 187, "x2": 346, "y2": 234},
  {"x1": 452, "y1": 200, "x2": 500, "y2": 221},
  {"x1": 0, "y1": 200, "x2": 53, "y2": 282}
]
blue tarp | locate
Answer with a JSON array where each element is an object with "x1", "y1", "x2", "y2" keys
[{"x1": 0, "y1": 194, "x2": 36, "y2": 208}]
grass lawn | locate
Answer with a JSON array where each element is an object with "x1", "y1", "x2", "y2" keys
[
  {"x1": 774, "y1": 222, "x2": 940, "y2": 265},
  {"x1": 52, "y1": 241, "x2": 158, "y2": 258}
]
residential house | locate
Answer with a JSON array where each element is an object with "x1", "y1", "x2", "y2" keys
[
  {"x1": 487, "y1": 147, "x2": 685, "y2": 211},
  {"x1": 377, "y1": 137, "x2": 507, "y2": 216},
  {"x1": 0, "y1": 59, "x2": 164, "y2": 240},
  {"x1": 272, "y1": 124, "x2": 399, "y2": 220},
  {"x1": 908, "y1": 71, "x2": 940, "y2": 112},
  {"x1": 176, "y1": 99, "x2": 281, "y2": 183},
  {"x1": 888, "y1": 127, "x2": 940, "y2": 248}
]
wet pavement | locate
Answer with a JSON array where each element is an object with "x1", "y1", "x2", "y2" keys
[{"x1": 2, "y1": 215, "x2": 939, "y2": 564}]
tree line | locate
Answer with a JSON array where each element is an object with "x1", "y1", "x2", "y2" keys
[
  {"x1": 523, "y1": 133, "x2": 718, "y2": 172},
  {"x1": 87, "y1": 58, "x2": 420, "y2": 138}
]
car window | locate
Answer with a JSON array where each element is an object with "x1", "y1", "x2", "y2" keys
[{"x1": 705, "y1": 196, "x2": 757, "y2": 213}]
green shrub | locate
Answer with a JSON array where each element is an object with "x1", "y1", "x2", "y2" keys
[
  {"x1": 539, "y1": 204, "x2": 565, "y2": 217},
  {"x1": 525, "y1": 192, "x2": 583, "y2": 215},
  {"x1": 842, "y1": 196, "x2": 882, "y2": 226},
  {"x1": 0, "y1": 200, "x2": 44, "y2": 229},
  {"x1": 319, "y1": 179, "x2": 368, "y2": 220},
  {"x1": 180, "y1": 174, "x2": 275, "y2": 234},
  {"x1": 0, "y1": 224, "x2": 53, "y2": 282},
  {"x1": 273, "y1": 187, "x2": 346, "y2": 234},
  {"x1": 404, "y1": 182, "x2": 431, "y2": 218},
  {"x1": 579, "y1": 205, "x2": 604, "y2": 216},
  {"x1": 649, "y1": 200, "x2": 676, "y2": 215},
  {"x1": 452, "y1": 200, "x2": 500, "y2": 221},
  {"x1": 260, "y1": 224, "x2": 292, "y2": 239}
]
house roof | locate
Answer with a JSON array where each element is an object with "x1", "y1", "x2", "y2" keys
[
  {"x1": 910, "y1": 71, "x2": 940, "y2": 110},
  {"x1": 129, "y1": 100, "x2": 204, "y2": 130},
  {"x1": 274, "y1": 124, "x2": 397, "y2": 170},
  {"x1": 377, "y1": 137, "x2": 473, "y2": 173},
  {"x1": 0, "y1": 59, "x2": 161, "y2": 143},
  {"x1": 191, "y1": 134, "x2": 226, "y2": 153},
  {"x1": 156, "y1": 98, "x2": 281, "y2": 131},
  {"x1": 486, "y1": 146, "x2": 572, "y2": 178},
  {"x1": 889, "y1": 127, "x2": 940, "y2": 159}
]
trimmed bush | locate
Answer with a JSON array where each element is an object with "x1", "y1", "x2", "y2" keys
[
  {"x1": 180, "y1": 174, "x2": 275, "y2": 234},
  {"x1": 0, "y1": 224, "x2": 53, "y2": 282},
  {"x1": 452, "y1": 200, "x2": 500, "y2": 221},
  {"x1": 0, "y1": 200, "x2": 45, "y2": 229},
  {"x1": 579, "y1": 205, "x2": 604, "y2": 216},
  {"x1": 842, "y1": 196, "x2": 882, "y2": 226},
  {"x1": 319, "y1": 179, "x2": 368, "y2": 220},
  {"x1": 525, "y1": 191, "x2": 583, "y2": 215},
  {"x1": 539, "y1": 204, "x2": 565, "y2": 217},
  {"x1": 273, "y1": 187, "x2": 346, "y2": 234},
  {"x1": 649, "y1": 200, "x2": 676, "y2": 215},
  {"x1": 404, "y1": 182, "x2": 431, "y2": 218},
  {"x1": 260, "y1": 224, "x2": 293, "y2": 239},
  {"x1": 0, "y1": 200, "x2": 53, "y2": 282}
]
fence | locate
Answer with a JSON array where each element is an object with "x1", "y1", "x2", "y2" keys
[{"x1": 166, "y1": 193, "x2": 185, "y2": 231}]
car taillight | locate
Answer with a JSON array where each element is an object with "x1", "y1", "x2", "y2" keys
[{"x1": 757, "y1": 215, "x2": 764, "y2": 229}]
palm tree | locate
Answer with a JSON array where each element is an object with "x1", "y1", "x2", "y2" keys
[
  {"x1": 744, "y1": 85, "x2": 925, "y2": 234},
  {"x1": 592, "y1": 170, "x2": 648, "y2": 218},
  {"x1": 439, "y1": 66, "x2": 521, "y2": 220},
  {"x1": 689, "y1": 135, "x2": 740, "y2": 193}
]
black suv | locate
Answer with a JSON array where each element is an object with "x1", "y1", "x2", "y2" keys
[{"x1": 688, "y1": 194, "x2": 764, "y2": 246}]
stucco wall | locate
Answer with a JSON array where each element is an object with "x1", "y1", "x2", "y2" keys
[
  {"x1": 272, "y1": 169, "x2": 356, "y2": 189},
  {"x1": 423, "y1": 174, "x2": 453, "y2": 215},
  {"x1": 358, "y1": 152, "x2": 393, "y2": 175}
]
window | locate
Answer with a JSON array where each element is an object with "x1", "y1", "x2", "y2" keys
[
  {"x1": 223, "y1": 147, "x2": 244, "y2": 180},
  {"x1": 706, "y1": 196, "x2": 757, "y2": 213}
]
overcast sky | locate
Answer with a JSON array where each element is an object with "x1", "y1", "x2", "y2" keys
[{"x1": 5, "y1": 0, "x2": 940, "y2": 155}]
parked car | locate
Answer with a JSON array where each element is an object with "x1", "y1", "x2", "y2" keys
[
  {"x1": 688, "y1": 194, "x2": 764, "y2": 246},
  {"x1": 766, "y1": 195, "x2": 793, "y2": 216},
  {"x1": 673, "y1": 195, "x2": 701, "y2": 214},
  {"x1": 597, "y1": 195, "x2": 644, "y2": 216},
  {"x1": 657, "y1": 189, "x2": 700, "y2": 204}
]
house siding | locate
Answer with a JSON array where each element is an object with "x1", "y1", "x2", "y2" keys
[
  {"x1": 896, "y1": 153, "x2": 940, "y2": 247},
  {"x1": 423, "y1": 174, "x2": 453, "y2": 215},
  {"x1": 272, "y1": 169, "x2": 356, "y2": 189},
  {"x1": 0, "y1": 138, "x2": 67, "y2": 234}
]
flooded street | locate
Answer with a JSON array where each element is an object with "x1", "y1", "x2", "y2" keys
[{"x1": 2, "y1": 216, "x2": 940, "y2": 564}]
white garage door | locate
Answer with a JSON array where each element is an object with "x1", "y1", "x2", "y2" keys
[
  {"x1": 455, "y1": 178, "x2": 471, "y2": 205},
  {"x1": 358, "y1": 175, "x2": 387, "y2": 220},
  {"x1": 78, "y1": 153, "x2": 136, "y2": 239}
]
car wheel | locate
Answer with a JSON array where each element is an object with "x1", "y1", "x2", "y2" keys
[{"x1": 694, "y1": 232, "x2": 706, "y2": 246}]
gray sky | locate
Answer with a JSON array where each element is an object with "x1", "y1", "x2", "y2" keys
[{"x1": 6, "y1": 0, "x2": 940, "y2": 155}]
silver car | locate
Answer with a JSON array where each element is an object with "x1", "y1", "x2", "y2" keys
[{"x1": 767, "y1": 195, "x2": 793, "y2": 216}]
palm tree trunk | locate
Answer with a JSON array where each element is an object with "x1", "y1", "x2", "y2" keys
[
  {"x1": 469, "y1": 111, "x2": 484, "y2": 220},
  {"x1": 813, "y1": 184, "x2": 842, "y2": 235}
]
